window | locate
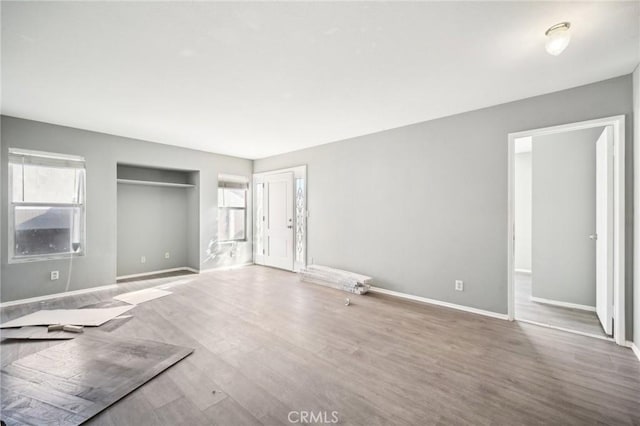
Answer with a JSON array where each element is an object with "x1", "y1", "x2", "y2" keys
[
  {"x1": 218, "y1": 177, "x2": 247, "y2": 242},
  {"x1": 295, "y1": 177, "x2": 306, "y2": 263},
  {"x1": 8, "y1": 149, "x2": 86, "y2": 261},
  {"x1": 254, "y1": 182, "x2": 264, "y2": 254}
]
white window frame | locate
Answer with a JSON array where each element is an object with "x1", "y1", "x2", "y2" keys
[
  {"x1": 217, "y1": 176, "x2": 248, "y2": 243},
  {"x1": 8, "y1": 148, "x2": 87, "y2": 263}
]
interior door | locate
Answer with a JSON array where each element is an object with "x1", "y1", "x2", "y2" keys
[
  {"x1": 595, "y1": 126, "x2": 614, "y2": 336},
  {"x1": 264, "y1": 172, "x2": 294, "y2": 270},
  {"x1": 531, "y1": 130, "x2": 597, "y2": 317}
]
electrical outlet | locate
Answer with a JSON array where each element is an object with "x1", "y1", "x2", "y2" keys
[
  {"x1": 50, "y1": 271, "x2": 59, "y2": 281},
  {"x1": 455, "y1": 280, "x2": 464, "y2": 291},
  {"x1": 165, "y1": 252, "x2": 170, "y2": 259},
  {"x1": 141, "y1": 256, "x2": 146, "y2": 264}
]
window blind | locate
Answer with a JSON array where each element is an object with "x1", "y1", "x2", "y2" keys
[{"x1": 9, "y1": 148, "x2": 85, "y2": 169}]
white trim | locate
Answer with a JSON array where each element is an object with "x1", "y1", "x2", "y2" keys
[
  {"x1": 628, "y1": 342, "x2": 640, "y2": 362},
  {"x1": 218, "y1": 173, "x2": 249, "y2": 184},
  {"x1": 370, "y1": 286, "x2": 509, "y2": 320},
  {"x1": 517, "y1": 319, "x2": 614, "y2": 342},
  {"x1": 116, "y1": 267, "x2": 193, "y2": 280},
  {"x1": 529, "y1": 296, "x2": 596, "y2": 312},
  {"x1": 0, "y1": 283, "x2": 119, "y2": 308},
  {"x1": 508, "y1": 131, "x2": 516, "y2": 320},
  {"x1": 508, "y1": 115, "x2": 626, "y2": 346},
  {"x1": 514, "y1": 269, "x2": 532, "y2": 275}
]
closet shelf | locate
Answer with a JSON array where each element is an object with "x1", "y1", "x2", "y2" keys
[{"x1": 117, "y1": 178, "x2": 194, "y2": 188}]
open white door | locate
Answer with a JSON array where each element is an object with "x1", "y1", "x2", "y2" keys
[
  {"x1": 595, "y1": 126, "x2": 614, "y2": 336},
  {"x1": 264, "y1": 172, "x2": 294, "y2": 271}
]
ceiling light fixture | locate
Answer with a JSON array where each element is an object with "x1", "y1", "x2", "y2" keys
[{"x1": 545, "y1": 22, "x2": 571, "y2": 56}]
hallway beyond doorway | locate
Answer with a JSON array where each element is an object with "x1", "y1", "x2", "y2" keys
[{"x1": 515, "y1": 272, "x2": 607, "y2": 338}]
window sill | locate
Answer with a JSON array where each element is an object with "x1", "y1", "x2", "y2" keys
[{"x1": 9, "y1": 252, "x2": 85, "y2": 264}]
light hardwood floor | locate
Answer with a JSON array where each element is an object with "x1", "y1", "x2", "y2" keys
[
  {"x1": 515, "y1": 272, "x2": 607, "y2": 338},
  {"x1": 1, "y1": 266, "x2": 639, "y2": 425}
]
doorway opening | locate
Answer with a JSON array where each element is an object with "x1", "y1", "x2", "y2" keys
[
  {"x1": 253, "y1": 165, "x2": 307, "y2": 272},
  {"x1": 508, "y1": 116, "x2": 626, "y2": 346}
]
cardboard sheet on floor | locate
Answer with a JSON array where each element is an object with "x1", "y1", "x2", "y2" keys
[
  {"x1": 113, "y1": 288, "x2": 172, "y2": 305},
  {"x1": 0, "y1": 306, "x2": 134, "y2": 329},
  {"x1": 114, "y1": 315, "x2": 133, "y2": 320},
  {"x1": 1, "y1": 326, "x2": 78, "y2": 340},
  {"x1": 99, "y1": 315, "x2": 134, "y2": 333},
  {"x1": 1, "y1": 332, "x2": 193, "y2": 425}
]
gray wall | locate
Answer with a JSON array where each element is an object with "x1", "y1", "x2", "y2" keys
[
  {"x1": 255, "y1": 75, "x2": 634, "y2": 338},
  {"x1": 634, "y1": 65, "x2": 640, "y2": 346},
  {"x1": 531, "y1": 127, "x2": 603, "y2": 307},
  {"x1": 117, "y1": 184, "x2": 189, "y2": 276},
  {"x1": 117, "y1": 164, "x2": 194, "y2": 185},
  {"x1": 514, "y1": 152, "x2": 532, "y2": 271},
  {"x1": 0, "y1": 116, "x2": 253, "y2": 302}
]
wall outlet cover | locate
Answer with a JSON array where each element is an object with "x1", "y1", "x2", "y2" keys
[
  {"x1": 165, "y1": 252, "x2": 170, "y2": 259},
  {"x1": 50, "y1": 271, "x2": 59, "y2": 280},
  {"x1": 455, "y1": 280, "x2": 464, "y2": 291},
  {"x1": 141, "y1": 256, "x2": 146, "y2": 264}
]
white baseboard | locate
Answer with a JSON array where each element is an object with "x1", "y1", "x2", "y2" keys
[
  {"x1": 530, "y1": 296, "x2": 596, "y2": 312},
  {"x1": 121, "y1": 262, "x2": 254, "y2": 278},
  {"x1": 0, "y1": 283, "x2": 119, "y2": 308},
  {"x1": 519, "y1": 318, "x2": 614, "y2": 342},
  {"x1": 515, "y1": 269, "x2": 532, "y2": 274},
  {"x1": 1, "y1": 263, "x2": 254, "y2": 309},
  {"x1": 628, "y1": 341, "x2": 640, "y2": 362},
  {"x1": 116, "y1": 267, "x2": 194, "y2": 280},
  {"x1": 369, "y1": 287, "x2": 508, "y2": 320}
]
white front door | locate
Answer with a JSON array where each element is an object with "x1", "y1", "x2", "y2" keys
[
  {"x1": 595, "y1": 126, "x2": 614, "y2": 336},
  {"x1": 264, "y1": 172, "x2": 294, "y2": 270}
]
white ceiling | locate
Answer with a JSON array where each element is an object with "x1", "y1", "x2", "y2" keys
[{"x1": 2, "y1": 2, "x2": 638, "y2": 159}]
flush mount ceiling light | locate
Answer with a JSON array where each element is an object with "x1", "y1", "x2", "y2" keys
[{"x1": 545, "y1": 22, "x2": 571, "y2": 56}]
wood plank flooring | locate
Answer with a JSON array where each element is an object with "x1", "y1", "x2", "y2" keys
[
  {"x1": 1, "y1": 333, "x2": 193, "y2": 425},
  {"x1": 515, "y1": 272, "x2": 606, "y2": 337},
  {"x1": 1, "y1": 265, "x2": 639, "y2": 425}
]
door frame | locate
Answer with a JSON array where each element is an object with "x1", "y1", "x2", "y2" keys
[
  {"x1": 507, "y1": 115, "x2": 626, "y2": 346},
  {"x1": 253, "y1": 165, "x2": 307, "y2": 272}
]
